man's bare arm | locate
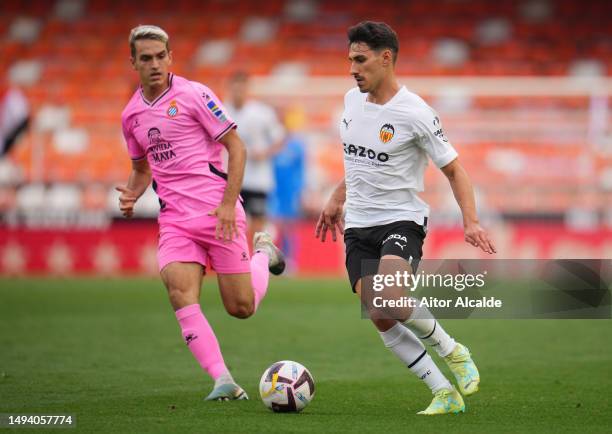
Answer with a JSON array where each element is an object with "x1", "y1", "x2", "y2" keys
[
  {"x1": 440, "y1": 158, "x2": 496, "y2": 254},
  {"x1": 209, "y1": 128, "x2": 246, "y2": 240},
  {"x1": 315, "y1": 178, "x2": 346, "y2": 242},
  {"x1": 218, "y1": 129, "x2": 246, "y2": 207}
]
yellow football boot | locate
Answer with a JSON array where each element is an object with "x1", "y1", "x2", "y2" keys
[
  {"x1": 444, "y1": 343, "x2": 480, "y2": 396},
  {"x1": 417, "y1": 387, "x2": 465, "y2": 415}
]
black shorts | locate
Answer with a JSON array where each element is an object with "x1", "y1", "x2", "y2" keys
[
  {"x1": 344, "y1": 219, "x2": 427, "y2": 292},
  {"x1": 240, "y1": 189, "x2": 268, "y2": 218}
]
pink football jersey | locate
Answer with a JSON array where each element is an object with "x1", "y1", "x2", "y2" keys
[{"x1": 121, "y1": 73, "x2": 237, "y2": 223}]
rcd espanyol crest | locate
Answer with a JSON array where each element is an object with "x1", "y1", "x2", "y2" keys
[{"x1": 167, "y1": 100, "x2": 179, "y2": 117}]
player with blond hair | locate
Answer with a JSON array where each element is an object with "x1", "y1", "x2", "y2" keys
[{"x1": 118, "y1": 25, "x2": 285, "y2": 401}]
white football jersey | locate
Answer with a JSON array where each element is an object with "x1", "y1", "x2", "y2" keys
[
  {"x1": 340, "y1": 86, "x2": 458, "y2": 229},
  {"x1": 226, "y1": 100, "x2": 285, "y2": 193}
]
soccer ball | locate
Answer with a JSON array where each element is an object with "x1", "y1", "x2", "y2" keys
[{"x1": 259, "y1": 360, "x2": 315, "y2": 412}]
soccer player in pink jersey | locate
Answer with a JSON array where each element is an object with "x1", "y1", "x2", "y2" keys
[{"x1": 117, "y1": 25, "x2": 285, "y2": 401}]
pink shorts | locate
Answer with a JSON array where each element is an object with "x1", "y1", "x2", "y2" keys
[{"x1": 157, "y1": 209, "x2": 251, "y2": 274}]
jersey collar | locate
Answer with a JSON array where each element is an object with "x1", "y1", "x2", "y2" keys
[
  {"x1": 140, "y1": 73, "x2": 174, "y2": 107},
  {"x1": 365, "y1": 85, "x2": 406, "y2": 108}
]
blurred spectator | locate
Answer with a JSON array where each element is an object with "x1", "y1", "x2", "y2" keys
[
  {"x1": 270, "y1": 106, "x2": 307, "y2": 272},
  {"x1": 0, "y1": 83, "x2": 29, "y2": 157},
  {"x1": 225, "y1": 71, "x2": 285, "y2": 236}
]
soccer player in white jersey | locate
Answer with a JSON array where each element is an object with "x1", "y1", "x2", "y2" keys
[
  {"x1": 118, "y1": 25, "x2": 285, "y2": 402},
  {"x1": 316, "y1": 21, "x2": 496, "y2": 415},
  {"x1": 225, "y1": 71, "x2": 285, "y2": 236}
]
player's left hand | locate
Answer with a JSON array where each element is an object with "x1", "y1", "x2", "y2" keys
[
  {"x1": 208, "y1": 203, "x2": 237, "y2": 242},
  {"x1": 464, "y1": 222, "x2": 496, "y2": 254}
]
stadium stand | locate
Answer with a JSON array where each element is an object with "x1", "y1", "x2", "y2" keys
[{"x1": 0, "y1": 0, "x2": 610, "y2": 226}]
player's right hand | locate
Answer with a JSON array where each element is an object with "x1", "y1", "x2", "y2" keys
[
  {"x1": 115, "y1": 186, "x2": 138, "y2": 218},
  {"x1": 315, "y1": 199, "x2": 344, "y2": 242}
]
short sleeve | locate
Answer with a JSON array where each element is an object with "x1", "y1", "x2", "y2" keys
[
  {"x1": 188, "y1": 82, "x2": 236, "y2": 141},
  {"x1": 122, "y1": 116, "x2": 145, "y2": 160},
  {"x1": 413, "y1": 108, "x2": 458, "y2": 168}
]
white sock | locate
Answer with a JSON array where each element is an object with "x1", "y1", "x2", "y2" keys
[
  {"x1": 214, "y1": 370, "x2": 235, "y2": 388},
  {"x1": 403, "y1": 301, "x2": 456, "y2": 357},
  {"x1": 379, "y1": 322, "x2": 452, "y2": 394}
]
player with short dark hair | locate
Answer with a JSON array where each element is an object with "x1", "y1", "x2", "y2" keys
[
  {"x1": 347, "y1": 21, "x2": 399, "y2": 63},
  {"x1": 316, "y1": 21, "x2": 496, "y2": 415},
  {"x1": 118, "y1": 25, "x2": 285, "y2": 402}
]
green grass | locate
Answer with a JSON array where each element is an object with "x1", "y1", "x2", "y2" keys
[{"x1": 0, "y1": 277, "x2": 610, "y2": 433}]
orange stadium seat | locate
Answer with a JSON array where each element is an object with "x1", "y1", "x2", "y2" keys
[{"x1": 1, "y1": 0, "x2": 609, "y2": 217}]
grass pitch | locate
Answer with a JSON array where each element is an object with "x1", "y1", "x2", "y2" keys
[{"x1": 1, "y1": 277, "x2": 610, "y2": 433}]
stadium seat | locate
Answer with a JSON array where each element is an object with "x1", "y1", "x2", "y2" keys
[{"x1": 0, "y1": 0, "x2": 608, "y2": 217}]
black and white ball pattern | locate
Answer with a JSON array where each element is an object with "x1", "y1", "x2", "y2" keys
[{"x1": 259, "y1": 360, "x2": 315, "y2": 412}]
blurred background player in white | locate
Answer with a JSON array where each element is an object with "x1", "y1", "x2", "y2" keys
[
  {"x1": 316, "y1": 21, "x2": 496, "y2": 415},
  {"x1": 0, "y1": 81, "x2": 29, "y2": 158},
  {"x1": 117, "y1": 25, "x2": 285, "y2": 402},
  {"x1": 225, "y1": 71, "x2": 285, "y2": 238}
]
